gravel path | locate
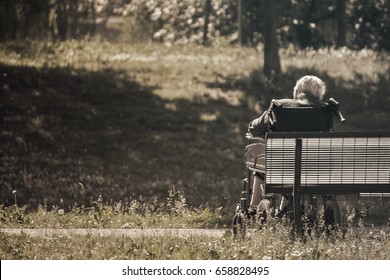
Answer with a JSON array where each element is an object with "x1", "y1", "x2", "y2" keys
[{"x1": 2, "y1": 227, "x2": 388, "y2": 238}]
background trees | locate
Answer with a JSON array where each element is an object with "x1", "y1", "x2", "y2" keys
[
  {"x1": 0, "y1": 0, "x2": 388, "y2": 78},
  {"x1": 0, "y1": 0, "x2": 388, "y2": 51}
]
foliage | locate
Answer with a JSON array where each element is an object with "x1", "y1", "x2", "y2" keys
[
  {"x1": 126, "y1": 0, "x2": 237, "y2": 45},
  {"x1": 1, "y1": 1, "x2": 390, "y2": 50},
  {"x1": 278, "y1": 0, "x2": 337, "y2": 48},
  {"x1": 350, "y1": 0, "x2": 390, "y2": 50}
]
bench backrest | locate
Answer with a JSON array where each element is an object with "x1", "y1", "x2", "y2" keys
[{"x1": 265, "y1": 132, "x2": 390, "y2": 186}]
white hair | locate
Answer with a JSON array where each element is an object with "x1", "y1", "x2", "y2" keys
[{"x1": 293, "y1": 75, "x2": 326, "y2": 103}]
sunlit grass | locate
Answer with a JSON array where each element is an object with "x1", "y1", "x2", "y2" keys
[
  {"x1": 0, "y1": 187, "x2": 229, "y2": 229},
  {"x1": 1, "y1": 223, "x2": 389, "y2": 260},
  {"x1": 282, "y1": 46, "x2": 390, "y2": 81},
  {"x1": 0, "y1": 40, "x2": 259, "y2": 104},
  {"x1": 2, "y1": 41, "x2": 388, "y2": 96}
]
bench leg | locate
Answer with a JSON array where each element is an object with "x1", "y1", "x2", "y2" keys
[
  {"x1": 293, "y1": 138, "x2": 303, "y2": 235},
  {"x1": 293, "y1": 189, "x2": 302, "y2": 234}
]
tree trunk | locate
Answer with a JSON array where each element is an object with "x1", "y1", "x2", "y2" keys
[
  {"x1": 56, "y1": 0, "x2": 68, "y2": 40},
  {"x1": 0, "y1": 0, "x2": 18, "y2": 40},
  {"x1": 24, "y1": 0, "x2": 51, "y2": 40},
  {"x1": 296, "y1": 0, "x2": 318, "y2": 49},
  {"x1": 203, "y1": 0, "x2": 212, "y2": 46},
  {"x1": 238, "y1": 0, "x2": 242, "y2": 44},
  {"x1": 263, "y1": 0, "x2": 281, "y2": 77},
  {"x1": 91, "y1": 0, "x2": 96, "y2": 37},
  {"x1": 238, "y1": 0, "x2": 253, "y2": 46},
  {"x1": 69, "y1": 0, "x2": 79, "y2": 38},
  {"x1": 336, "y1": 0, "x2": 346, "y2": 47}
]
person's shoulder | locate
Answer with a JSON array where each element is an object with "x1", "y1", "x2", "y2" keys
[
  {"x1": 276, "y1": 98, "x2": 300, "y2": 107},
  {"x1": 276, "y1": 99, "x2": 327, "y2": 107}
]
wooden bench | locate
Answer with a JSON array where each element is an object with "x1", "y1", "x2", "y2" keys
[{"x1": 265, "y1": 131, "x2": 390, "y2": 230}]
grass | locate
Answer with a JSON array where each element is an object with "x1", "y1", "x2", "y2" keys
[
  {"x1": 1, "y1": 40, "x2": 390, "y2": 259},
  {"x1": 1, "y1": 220, "x2": 389, "y2": 260},
  {"x1": 1, "y1": 40, "x2": 389, "y2": 211},
  {"x1": 1, "y1": 190, "x2": 389, "y2": 260},
  {"x1": 0, "y1": 187, "x2": 229, "y2": 229},
  {"x1": 1, "y1": 40, "x2": 257, "y2": 210}
]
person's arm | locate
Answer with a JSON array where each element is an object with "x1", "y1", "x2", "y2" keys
[{"x1": 248, "y1": 111, "x2": 270, "y2": 137}]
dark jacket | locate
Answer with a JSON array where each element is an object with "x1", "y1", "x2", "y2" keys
[{"x1": 248, "y1": 98, "x2": 327, "y2": 137}]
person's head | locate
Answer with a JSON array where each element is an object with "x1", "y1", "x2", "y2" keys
[{"x1": 293, "y1": 75, "x2": 326, "y2": 104}]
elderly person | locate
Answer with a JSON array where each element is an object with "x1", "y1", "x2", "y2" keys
[{"x1": 247, "y1": 75, "x2": 327, "y2": 212}]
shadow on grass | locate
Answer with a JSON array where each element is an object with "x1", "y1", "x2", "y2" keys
[{"x1": 1, "y1": 63, "x2": 246, "y2": 210}]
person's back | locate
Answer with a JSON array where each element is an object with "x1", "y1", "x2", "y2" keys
[{"x1": 248, "y1": 75, "x2": 328, "y2": 138}]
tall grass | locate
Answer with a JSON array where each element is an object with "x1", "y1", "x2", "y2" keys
[
  {"x1": 0, "y1": 187, "x2": 228, "y2": 229},
  {"x1": 1, "y1": 185, "x2": 389, "y2": 260},
  {"x1": 1, "y1": 222, "x2": 389, "y2": 260}
]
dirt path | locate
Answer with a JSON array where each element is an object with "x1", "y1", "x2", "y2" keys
[
  {"x1": 2, "y1": 227, "x2": 388, "y2": 238},
  {"x1": 0, "y1": 228, "x2": 228, "y2": 238}
]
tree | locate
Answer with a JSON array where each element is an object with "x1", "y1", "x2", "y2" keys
[
  {"x1": 292, "y1": 0, "x2": 325, "y2": 49},
  {"x1": 0, "y1": 0, "x2": 18, "y2": 40},
  {"x1": 56, "y1": 0, "x2": 68, "y2": 40},
  {"x1": 24, "y1": 0, "x2": 52, "y2": 39},
  {"x1": 203, "y1": 0, "x2": 212, "y2": 45},
  {"x1": 237, "y1": 0, "x2": 254, "y2": 46},
  {"x1": 336, "y1": 0, "x2": 346, "y2": 47},
  {"x1": 263, "y1": 0, "x2": 281, "y2": 77}
]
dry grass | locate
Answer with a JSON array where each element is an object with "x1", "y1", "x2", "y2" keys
[{"x1": 1, "y1": 223, "x2": 389, "y2": 260}]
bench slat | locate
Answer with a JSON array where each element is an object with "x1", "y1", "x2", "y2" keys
[{"x1": 266, "y1": 136, "x2": 390, "y2": 185}]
